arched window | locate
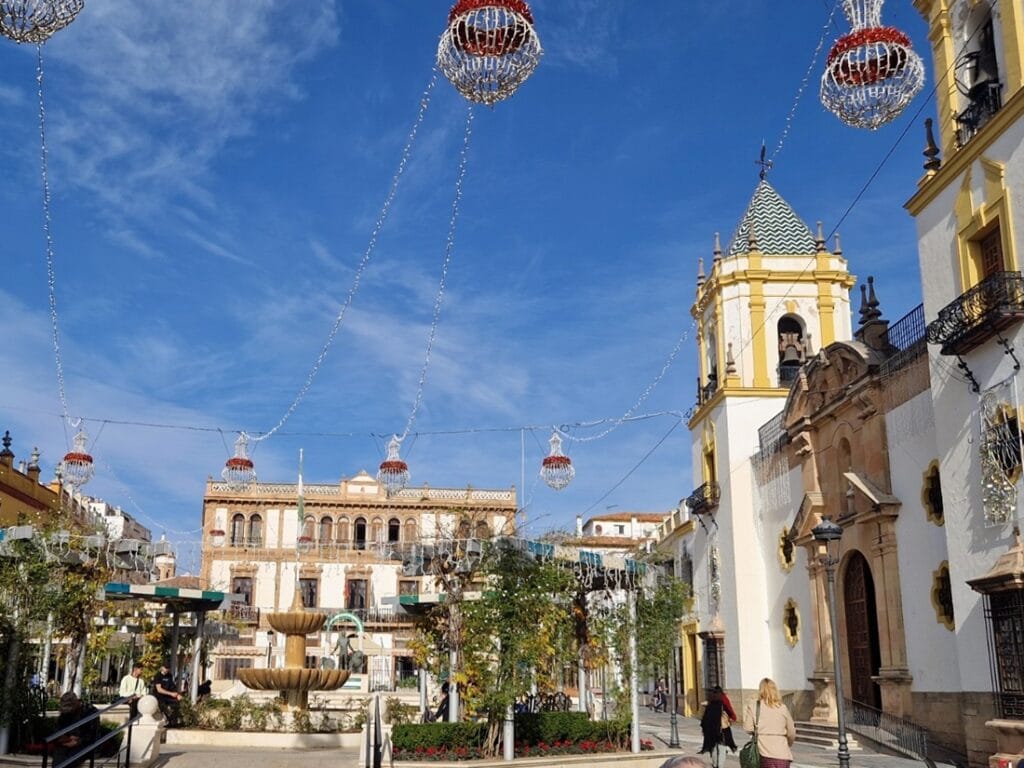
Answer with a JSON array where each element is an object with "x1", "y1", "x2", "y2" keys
[
  {"x1": 404, "y1": 518, "x2": 417, "y2": 542},
  {"x1": 319, "y1": 516, "x2": 333, "y2": 543},
  {"x1": 475, "y1": 520, "x2": 491, "y2": 539},
  {"x1": 248, "y1": 514, "x2": 263, "y2": 547},
  {"x1": 354, "y1": 517, "x2": 367, "y2": 550},
  {"x1": 838, "y1": 438, "x2": 854, "y2": 518},
  {"x1": 301, "y1": 515, "x2": 315, "y2": 541},
  {"x1": 337, "y1": 516, "x2": 350, "y2": 544},
  {"x1": 230, "y1": 514, "x2": 245, "y2": 546},
  {"x1": 457, "y1": 519, "x2": 471, "y2": 540},
  {"x1": 956, "y1": 3, "x2": 1002, "y2": 145},
  {"x1": 388, "y1": 518, "x2": 401, "y2": 543},
  {"x1": 777, "y1": 315, "x2": 806, "y2": 385},
  {"x1": 370, "y1": 517, "x2": 384, "y2": 543},
  {"x1": 704, "y1": 327, "x2": 718, "y2": 400}
]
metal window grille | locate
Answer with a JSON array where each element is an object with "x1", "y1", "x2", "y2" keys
[{"x1": 984, "y1": 590, "x2": 1024, "y2": 719}]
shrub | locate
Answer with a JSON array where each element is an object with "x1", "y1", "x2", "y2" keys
[
  {"x1": 385, "y1": 697, "x2": 418, "y2": 725},
  {"x1": 514, "y1": 711, "x2": 629, "y2": 747},
  {"x1": 392, "y1": 722, "x2": 487, "y2": 752}
]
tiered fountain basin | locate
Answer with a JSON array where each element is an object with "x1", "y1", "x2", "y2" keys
[{"x1": 238, "y1": 590, "x2": 349, "y2": 707}]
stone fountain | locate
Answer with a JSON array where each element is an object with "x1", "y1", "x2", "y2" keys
[{"x1": 237, "y1": 588, "x2": 349, "y2": 709}]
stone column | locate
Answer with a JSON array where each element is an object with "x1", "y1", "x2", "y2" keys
[
  {"x1": 807, "y1": 551, "x2": 837, "y2": 723},
  {"x1": 129, "y1": 696, "x2": 164, "y2": 767},
  {"x1": 869, "y1": 516, "x2": 913, "y2": 716}
]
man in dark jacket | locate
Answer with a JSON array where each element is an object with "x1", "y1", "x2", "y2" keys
[{"x1": 153, "y1": 663, "x2": 182, "y2": 727}]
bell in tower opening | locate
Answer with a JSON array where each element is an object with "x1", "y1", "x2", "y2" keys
[{"x1": 777, "y1": 315, "x2": 809, "y2": 386}]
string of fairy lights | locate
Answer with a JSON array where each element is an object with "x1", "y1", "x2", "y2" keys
[{"x1": 1, "y1": 0, "x2": 947, "y2": 554}]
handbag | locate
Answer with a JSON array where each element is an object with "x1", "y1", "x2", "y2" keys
[
  {"x1": 720, "y1": 709, "x2": 731, "y2": 730},
  {"x1": 739, "y1": 701, "x2": 761, "y2": 768}
]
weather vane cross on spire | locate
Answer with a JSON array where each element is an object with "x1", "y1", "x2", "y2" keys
[{"x1": 756, "y1": 142, "x2": 773, "y2": 180}]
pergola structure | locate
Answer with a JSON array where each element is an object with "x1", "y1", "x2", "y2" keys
[{"x1": 103, "y1": 581, "x2": 239, "y2": 701}]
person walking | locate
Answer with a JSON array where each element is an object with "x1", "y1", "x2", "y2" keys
[
  {"x1": 119, "y1": 664, "x2": 148, "y2": 718},
  {"x1": 699, "y1": 687, "x2": 735, "y2": 767},
  {"x1": 742, "y1": 678, "x2": 796, "y2": 768}
]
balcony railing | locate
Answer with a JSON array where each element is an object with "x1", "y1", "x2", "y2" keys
[
  {"x1": 955, "y1": 79, "x2": 1002, "y2": 147},
  {"x1": 685, "y1": 482, "x2": 720, "y2": 516},
  {"x1": 926, "y1": 272, "x2": 1024, "y2": 356},
  {"x1": 695, "y1": 375, "x2": 719, "y2": 408},
  {"x1": 228, "y1": 604, "x2": 260, "y2": 623},
  {"x1": 879, "y1": 303, "x2": 926, "y2": 376},
  {"x1": 313, "y1": 605, "x2": 418, "y2": 625}
]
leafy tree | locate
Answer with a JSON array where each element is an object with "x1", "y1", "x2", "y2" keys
[
  {"x1": 459, "y1": 542, "x2": 576, "y2": 756},
  {"x1": 636, "y1": 576, "x2": 690, "y2": 677}
]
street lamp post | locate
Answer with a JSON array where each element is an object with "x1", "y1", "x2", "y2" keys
[
  {"x1": 266, "y1": 630, "x2": 275, "y2": 668},
  {"x1": 668, "y1": 638, "x2": 680, "y2": 748},
  {"x1": 812, "y1": 516, "x2": 851, "y2": 768}
]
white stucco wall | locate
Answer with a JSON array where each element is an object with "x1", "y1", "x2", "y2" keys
[
  {"x1": 914, "y1": 121, "x2": 1024, "y2": 693},
  {"x1": 885, "y1": 391, "x2": 962, "y2": 692}
]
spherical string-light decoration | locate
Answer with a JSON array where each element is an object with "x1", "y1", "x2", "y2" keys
[
  {"x1": 377, "y1": 435, "x2": 410, "y2": 494},
  {"x1": 437, "y1": 0, "x2": 542, "y2": 106},
  {"x1": 540, "y1": 430, "x2": 575, "y2": 491},
  {"x1": 61, "y1": 428, "x2": 94, "y2": 488},
  {"x1": 222, "y1": 433, "x2": 257, "y2": 490},
  {"x1": 820, "y1": 0, "x2": 924, "y2": 129},
  {"x1": 0, "y1": 0, "x2": 84, "y2": 44}
]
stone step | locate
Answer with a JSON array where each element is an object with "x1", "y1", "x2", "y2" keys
[{"x1": 794, "y1": 722, "x2": 862, "y2": 751}]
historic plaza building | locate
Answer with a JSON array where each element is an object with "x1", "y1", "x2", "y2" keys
[
  {"x1": 199, "y1": 468, "x2": 517, "y2": 689},
  {"x1": 658, "y1": 3, "x2": 1024, "y2": 765}
]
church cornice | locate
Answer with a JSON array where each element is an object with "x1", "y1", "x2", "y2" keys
[{"x1": 906, "y1": 87, "x2": 1024, "y2": 215}]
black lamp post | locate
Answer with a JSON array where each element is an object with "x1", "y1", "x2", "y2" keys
[
  {"x1": 668, "y1": 637, "x2": 680, "y2": 748},
  {"x1": 266, "y1": 630, "x2": 275, "y2": 668},
  {"x1": 811, "y1": 516, "x2": 850, "y2": 768}
]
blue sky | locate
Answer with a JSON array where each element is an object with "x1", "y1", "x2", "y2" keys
[{"x1": 0, "y1": 1, "x2": 931, "y2": 571}]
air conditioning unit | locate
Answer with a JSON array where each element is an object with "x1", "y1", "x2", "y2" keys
[{"x1": 6, "y1": 525, "x2": 35, "y2": 541}]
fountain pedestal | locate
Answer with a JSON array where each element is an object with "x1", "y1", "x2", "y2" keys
[{"x1": 237, "y1": 589, "x2": 349, "y2": 709}]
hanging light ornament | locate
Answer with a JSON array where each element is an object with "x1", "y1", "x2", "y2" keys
[
  {"x1": 437, "y1": 0, "x2": 542, "y2": 106},
  {"x1": 61, "y1": 428, "x2": 94, "y2": 488},
  {"x1": 820, "y1": 0, "x2": 924, "y2": 129},
  {"x1": 0, "y1": 0, "x2": 83, "y2": 44},
  {"x1": 222, "y1": 433, "x2": 257, "y2": 490},
  {"x1": 540, "y1": 431, "x2": 575, "y2": 491},
  {"x1": 377, "y1": 435, "x2": 410, "y2": 494}
]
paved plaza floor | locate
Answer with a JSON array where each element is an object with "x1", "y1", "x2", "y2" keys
[
  {"x1": 0, "y1": 708, "x2": 929, "y2": 768},
  {"x1": 141, "y1": 709, "x2": 927, "y2": 768}
]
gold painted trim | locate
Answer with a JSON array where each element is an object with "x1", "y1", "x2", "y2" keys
[
  {"x1": 716, "y1": 269, "x2": 855, "y2": 288},
  {"x1": 921, "y1": 459, "x2": 945, "y2": 527},
  {"x1": 931, "y1": 560, "x2": 955, "y2": 631},
  {"x1": 778, "y1": 526, "x2": 797, "y2": 573},
  {"x1": 907, "y1": 88, "x2": 1024, "y2": 215},
  {"x1": 782, "y1": 598, "x2": 800, "y2": 647}
]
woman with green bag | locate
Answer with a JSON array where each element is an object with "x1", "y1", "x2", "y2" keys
[{"x1": 742, "y1": 678, "x2": 796, "y2": 768}]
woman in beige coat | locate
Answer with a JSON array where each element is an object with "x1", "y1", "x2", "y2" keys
[{"x1": 742, "y1": 678, "x2": 796, "y2": 768}]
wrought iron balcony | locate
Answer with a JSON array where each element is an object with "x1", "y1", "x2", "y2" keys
[
  {"x1": 955, "y1": 79, "x2": 1002, "y2": 147},
  {"x1": 695, "y1": 374, "x2": 719, "y2": 408},
  {"x1": 686, "y1": 482, "x2": 720, "y2": 516},
  {"x1": 228, "y1": 604, "x2": 260, "y2": 624},
  {"x1": 926, "y1": 272, "x2": 1024, "y2": 356}
]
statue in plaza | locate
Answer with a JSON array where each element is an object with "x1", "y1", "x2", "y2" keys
[{"x1": 334, "y1": 633, "x2": 365, "y2": 672}]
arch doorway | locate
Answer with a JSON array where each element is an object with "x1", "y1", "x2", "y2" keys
[{"x1": 843, "y1": 551, "x2": 882, "y2": 708}]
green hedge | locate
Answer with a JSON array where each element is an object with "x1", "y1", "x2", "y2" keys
[
  {"x1": 514, "y1": 712, "x2": 629, "y2": 745},
  {"x1": 392, "y1": 722, "x2": 487, "y2": 751},
  {"x1": 392, "y1": 712, "x2": 630, "y2": 752}
]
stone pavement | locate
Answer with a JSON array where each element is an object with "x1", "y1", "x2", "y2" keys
[
  {"x1": 0, "y1": 711, "x2": 929, "y2": 768},
  {"x1": 637, "y1": 708, "x2": 927, "y2": 768}
]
